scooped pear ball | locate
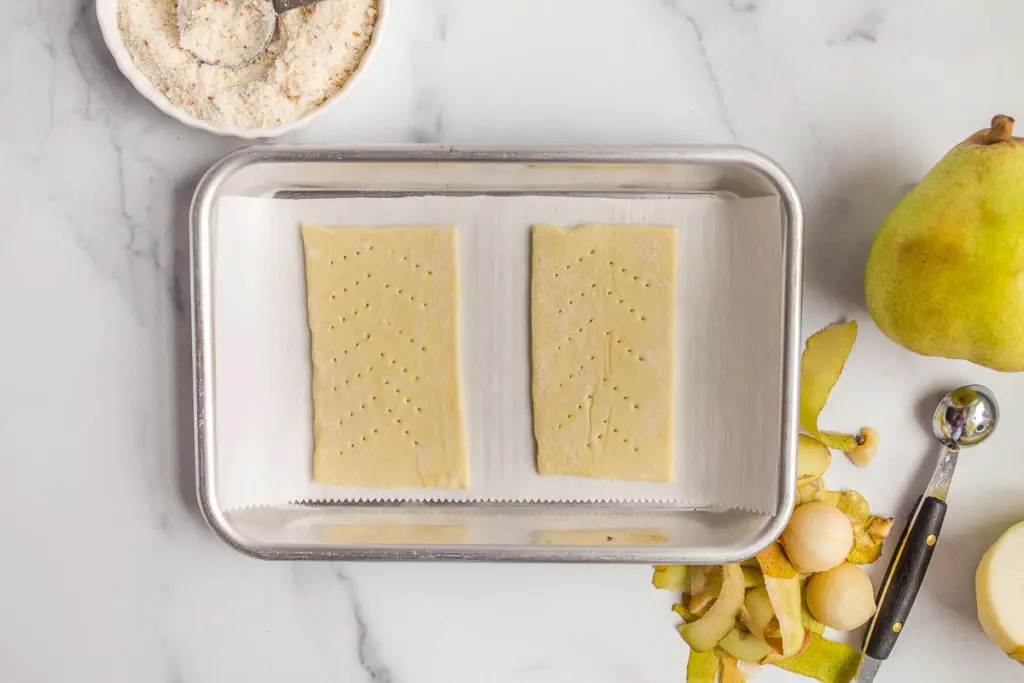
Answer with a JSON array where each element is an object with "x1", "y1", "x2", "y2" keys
[
  {"x1": 806, "y1": 562, "x2": 877, "y2": 631},
  {"x1": 780, "y1": 502, "x2": 854, "y2": 574}
]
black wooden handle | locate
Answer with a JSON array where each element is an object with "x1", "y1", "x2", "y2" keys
[{"x1": 863, "y1": 495, "x2": 947, "y2": 660}]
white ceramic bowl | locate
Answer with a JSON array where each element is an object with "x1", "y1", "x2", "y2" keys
[{"x1": 96, "y1": 0, "x2": 387, "y2": 139}]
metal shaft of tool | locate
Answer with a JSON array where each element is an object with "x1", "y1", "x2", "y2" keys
[{"x1": 924, "y1": 446, "x2": 960, "y2": 502}]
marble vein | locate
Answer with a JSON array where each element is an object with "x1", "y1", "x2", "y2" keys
[
  {"x1": 829, "y1": 8, "x2": 887, "y2": 45},
  {"x1": 661, "y1": 1, "x2": 738, "y2": 141},
  {"x1": 410, "y1": 5, "x2": 448, "y2": 143},
  {"x1": 727, "y1": 0, "x2": 759, "y2": 13},
  {"x1": 336, "y1": 567, "x2": 396, "y2": 683}
]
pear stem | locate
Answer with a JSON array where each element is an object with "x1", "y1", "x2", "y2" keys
[{"x1": 984, "y1": 115, "x2": 1015, "y2": 144}]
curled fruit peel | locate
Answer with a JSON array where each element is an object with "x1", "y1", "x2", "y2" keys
[
  {"x1": 673, "y1": 602, "x2": 699, "y2": 624},
  {"x1": 802, "y1": 609, "x2": 826, "y2": 636},
  {"x1": 757, "y1": 542, "x2": 798, "y2": 579},
  {"x1": 848, "y1": 515, "x2": 893, "y2": 564},
  {"x1": 679, "y1": 564, "x2": 745, "y2": 652},
  {"x1": 800, "y1": 580, "x2": 826, "y2": 635},
  {"x1": 774, "y1": 633, "x2": 862, "y2": 683},
  {"x1": 689, "y1": 593, "x2": 715, "y2": 616},
  {"x1": 814, "y1": 488, "x2": 870, "y2": 521},
  {"x1": 719, "y1": 652, "x2": 746, "y2": 683},
  {"x1": 798, "y1": 479, "x2": 825, "y2": 505},
  {"x1": 797, "y1": 435, "x2": 832, "y2": 485},
  {"x1": 652, "y1": 565, "x2": 689, "y2": 591},
  {"x1": 762, "y1": 573, "x2": 806, "y2": 657},
  {"x1": 690, "y1": 566, "x2": 722, "y2": 597},
  {"x1": 799, "y1": 321, "x2": 857, "y2": 440},
  {"x1": 742, "y1": 566, "x2": 765, "y2": 588},
  {"x1": 719, "y1": 628, "x2": 775, "y2": 663},
  {"x1": 742, "y1": 587, "x2": 777, "y2": 647},
  {"x1": 835, "y1": 490, "x2": 871, "y2": 521},
  {"x1": 868, "y1": 516, "x2": 894, "y2": 541},
  {"x1": 686, "y1": 649, "x2": 720, "y2": 683},
  {"x1": 819, "y1": 430, "x2": 859, "y2": 451}
]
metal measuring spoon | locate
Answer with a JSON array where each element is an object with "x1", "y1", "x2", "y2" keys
[
  {"x1": 178, "y1": 0, "x2": 326, "y2": 68},
  {"x1": 856, "y1": 385, "x2": 999, "y2": 682}
]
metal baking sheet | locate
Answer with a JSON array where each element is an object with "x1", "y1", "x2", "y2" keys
[{"x1": 190, "y1": 145, "x2": 803, "y2": 562}]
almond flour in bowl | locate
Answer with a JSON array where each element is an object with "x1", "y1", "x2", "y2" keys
[
  {"x1": 115, "y1": 0, "x2": 378, "y2": 132},
  {"x1": 177, "y1": 0, "x2": 277, "y2": 68}
]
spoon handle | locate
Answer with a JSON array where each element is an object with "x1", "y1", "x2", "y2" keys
[{"x1": 861, "y1": 494, "x2": 947, "y2": 660}]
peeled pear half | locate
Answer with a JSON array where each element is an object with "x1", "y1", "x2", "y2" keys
[{"x1": 977, "y1": 522, "x2": 1024, "y2": 663}]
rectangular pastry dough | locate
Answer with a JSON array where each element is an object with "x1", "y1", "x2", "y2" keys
[
  {"x1": 531, "y1": 224, "x2": 676, "y2": 482},
  {"x1": 301, "y1": 225, "x2": 468, "y2": 489}
]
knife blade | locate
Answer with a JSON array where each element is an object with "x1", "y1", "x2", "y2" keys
[{"x1": 853, "y1": 653, "x2": 882, "y2": 682}]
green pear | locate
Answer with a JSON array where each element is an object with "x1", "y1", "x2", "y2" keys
[{"x1": 865, "y1": 115, "x2": 1024, "y2": 371}]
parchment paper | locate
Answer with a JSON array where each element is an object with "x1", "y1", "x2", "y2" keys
[{"x1": 213, "y1": 194, "x2": 784, "y2": 512}]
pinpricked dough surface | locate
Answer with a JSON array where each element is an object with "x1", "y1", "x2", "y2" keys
[
  {"x1": 301, "y1": 225, "x2": 468, "y2": 489},
  {"x1": 531, "y1": 225, "x2": 676, "y2": 482}
]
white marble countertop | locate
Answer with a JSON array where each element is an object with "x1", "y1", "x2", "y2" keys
[{"x1": 4, "y1": 1, "x2": 1024, "y2": 681}]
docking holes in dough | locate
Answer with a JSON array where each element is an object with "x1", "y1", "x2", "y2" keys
[
  {"x1": 531, "y1": 225, "x2": 676, "y2": 482},
  {"x1": 301, "y1": 225, "x2": 469, "y2": 489}
]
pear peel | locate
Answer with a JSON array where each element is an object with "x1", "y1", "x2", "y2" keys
[
  {"x1": 847, "y1": 515, "x2": 894, "y2": 565},
  {"x1": 797, "y1": 479, "x2": 825, "y2": 505},
  {"x1": 686, "y1": 649, "x2": 720, "y2": 683},
  {"x1": 719, "y1": 628, "x2": 774, "y2": 664},
  {"x1": 828, "y1": 490, "x2": 871, "y2": 521},
  {"x1": 761, "y1": 573, "x2": 806, "y2": 657},
  {"x1": 719, "y1": 652, "x2": 746, "y2": 683},
  {"x1": 690, "y1": 566, "x2": 723, "y2": 600},
  {"x1": 652, "y1": 565, "x2": 689, "y2": 591},
  {"x1": 797, "y1": 435, "x2": 832, "y2": 485},
  {"x1": 689, "y1": 593, "x2": 715, "y2": 616},
  {"x1": 799, "y1": 321, "x2": 857, "y2": 439},
  {"x1": 801, "y1": 597, "x2": 826, "y2": 636},
  {"x1": 679, "y1": 564, "x2": 745, "y2": 652},
  {"x1": 742, "y1": 586, "x2": 778, "y2": 646},
  {"x1": 819, "y1": 430, "x2": 859, "y2": 452},
  {"x1": 757, "y1": 542, "x2": 799, "y2": 579},
  {"x1": 742, "y1": 566, "x2": 765, "y2": 588},
  {"x1": 774, "y1": 633, "x2": 862, "y2": 683},
  {"x1": 673, "y1": 602, "x2": 699, "y2": 624}
]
